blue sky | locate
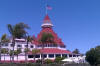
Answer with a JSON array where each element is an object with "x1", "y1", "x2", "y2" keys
[{"x1": 0, "y1": 0, "x2": 100, "y2": 53}]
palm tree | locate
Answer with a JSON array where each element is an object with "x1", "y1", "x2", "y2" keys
[
  {"x1": 39, "y1": 32, "x2": 54, "y2": 64},
  {"x1": 14, "y1": 49, "x2": 22, "y2": 62},
  {"x1": 0, "y1": 34, "x2": 10, "y2": 63},
  {"x1": 73, "y1": 48, "x2": 80, "y2": 54},
  {"x1": 25, "y1": 35, "x2": 34, "y2": 63},
  {"x1": 7, "y1": 22, "x2": 29, "y2": 62},
  {"x1": 24, "y1": 48, "x2": 30, "y2": 62},
  {"x1": 32, "y1": 49, "x2": 40, "y2": 63},
  {"x1": 9, "y1": 50, "x2": 13, "y2": 62},
  {"x1": 1, "y1": 48, "x2": 8, "y2": 63},
  {"x1": 17, "y1": 48, "x2": 22, "y2": 62}
]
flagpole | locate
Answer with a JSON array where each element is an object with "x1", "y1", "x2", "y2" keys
[
  {"x1": 46, "y1": 5, "x2": 47, "y2": 15},
  {"x1": 45, "y1": 0, "x2": 48, "y2": 15}
]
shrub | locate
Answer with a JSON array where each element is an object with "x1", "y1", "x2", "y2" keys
[
  {"x1": 55, "y1": 56, "x2": 65, "y2": 63},
  {"x1": 28, "y1": 60, "x2": 34, "y2": 63},
  {"x1": 36, "y1": 59, "x2": 42, "y2": 64},
  {"x1": 44, "y1": 59, "x2": 53, "y2": 64}
]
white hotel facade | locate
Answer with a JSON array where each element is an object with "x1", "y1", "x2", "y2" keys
[{"x1": 1, "y1": 15, "x2": 80, "y2": 62}]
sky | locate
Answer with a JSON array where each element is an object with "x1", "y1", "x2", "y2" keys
[{"x1": 0, "y1": 0, "x2": 100, "y2": 53}]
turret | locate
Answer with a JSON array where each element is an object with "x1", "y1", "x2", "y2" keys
[{"x1": 41, "y1": 14, "x2": 53, "y2": 28}]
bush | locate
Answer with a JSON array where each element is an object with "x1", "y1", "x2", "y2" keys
[
  {"x1": 55, "y1": 56, "x2": 65, "y2": 63},
  {"x1": 26, "y1": 63, "x2": 34, "y2": 66},
  {"x1": 44, "y1": 59, "x2": 53, "y2": 64},
  {"x1": 36, "y1": 59, "x2": 42, "y2": 64},
  {"x1": 28, "y1": 60, "x2": 34, "y2": 63}
]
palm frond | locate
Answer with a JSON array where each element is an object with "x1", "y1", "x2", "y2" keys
[{"x1": 7, "y1": 24, "x2": 14, "y2": 35}]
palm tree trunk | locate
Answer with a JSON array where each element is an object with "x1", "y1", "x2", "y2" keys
[
  {"x1": 33, "y1": 54, "x2": 35, "y2": 63},
  {"x1": 17, "y1": 55, "x2": 18, "y2": 63},
  {"x1": 12, "y1": 38, "x2": 15, "y2": 63},
  {"x1": 4, "y1": 54, "x2": 5, "y2": 63},
  {"x1": 12, "y1": 45, "x2": 14, "y2": 63},
  {"x1": 41, "y1": 44, "x2": 44, "y2": 64},
  {"x1": 26, "y1": 40, "x2": 28, "y2": 63},
  {"x1": 25, "y1": 52, "x2": 27, "y2": 63},
  {"x1": 10, "y1": 56, "x2": 11, "y2": 62}
]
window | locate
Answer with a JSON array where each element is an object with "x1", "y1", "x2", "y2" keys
[
  {"x1": 5, "y1": 43, "x2": 8, "y2": 46},
  {"x1": 41, "y1": 54, "x2": 47, "y2": 58},
  {"x1": 53, "y1": 44, "x2": 57, "y2": 47},
  {"x1": 10, "y1": 44, "x2": 13, "y2": 47},
  {"x1": 60, "y1": 46, "x2": 66, "y2": 48},
  {"x1": 49, "y1": 54, "x2": 54, "y2": 58},
  {"x1": 44, "y1": 44, "x2": 47, "y2": 47},
  {"x1": 69, "y1": 54, "x2": 72, "y2": 57},
  {"x1": 17, "y1": 45, "x2": 22, "y2": 47},
  {"x1": 37, "y1": 45, "x2": 42, "y2": 47},
  {"x1": 2, "y1": 43, "x2": 8, "y2": 46},
  {"x1": 62, "y1": 54, "x2": 67, "y2": 58},
  {"x1": 77, "y1": 55, "x2": 80, "y2": 57},
  {"x1": 73, "y1": 55, "x2": 76, "y2": 57},
  {"x1": 56, "y1": 54, "x2": 61, "y2": 57},
  {"x1": 35, "y1": 55, "x2": 40, "y2": 58},
  {"x1": 28, "y1": 55, "x2": 33, "y2": 58},
  {"x1": 25, "y1": 45, "x2": 28, "y2": 47},
  {"x1": 43, "y1": 54, "x2": 47, "y2": 58},
  {"x1": 30, "y1": 45, "x2": 34, "y2": 48}
]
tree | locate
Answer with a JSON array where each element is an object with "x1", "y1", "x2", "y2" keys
[
  {"x1": 14, "y1": 49, "x2": 22, "y2": 62},
  {"x1": 1, "y1": 48, "x2": 8, "y2": 63},
  {"x1": 39, "y1": 32, "x2": 55, "y2": 64},
  {"x1": 44, "y1": 59, "x2": 53, "y2": 64},
  {"x1": 32, "y1": 49, "x2": 40, "y2": 63},
  {"x1": 25, "y1": 35, "x2": 33, "y2": 63},
  {"x1": 9, "y1": 50, "x2": 13, "y2": 62},
  {"x1": 86, "y1": 46, "x2": 100, "y2": 66},
  {"x1": 73, "y1": 48, "x2": 80, "y2": 54},
  {"x1": 0, "y1": 34, "x2": 10, "y2": 63},
  {"x1": 7, "y1": 22, "x2": 29, "y2": 62},
  {"x1": 24, "y1": 48, "x2": 30, "y2": 62}
]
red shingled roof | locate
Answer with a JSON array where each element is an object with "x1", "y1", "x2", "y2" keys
[
  {"x1": 36, "y1": 27, "x2": 65, "y2": 46},
  {"x1": 43, "y1": 14, "x2": 51, "y2": 23},
  {"x1": 28, "y1": 48, "x2": 71, "y2": 54},
  {"x1": 32, "y1": 15, "x2": 65, "y2": 46}
]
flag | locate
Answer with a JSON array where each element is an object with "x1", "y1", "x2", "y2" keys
[{"x1": 46, "y1": 5, "x2": 52, "y2": 10}]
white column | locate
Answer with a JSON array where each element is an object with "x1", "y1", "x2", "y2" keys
[
  {"x1": 61, "y1": 54, "x2": 62, "y2": 57},
  {"x1": 47, "y1": 54, "x2": 49, "y2": 59},
  {"x1": 72, "y1": 54, "x2": 73, "y2": 57},
  {"x1": 40, "y1": 54, "x2": 41, "y2": 60},
  {"x1": 54, "y1": 54, "x2": 56, "y2": 59},
  {"x1": 67, "y1": 54, "x2": 69, "y2": 58}
]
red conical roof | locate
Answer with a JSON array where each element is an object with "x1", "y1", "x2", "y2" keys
[
  {"x1": 43, "y1": 14, "x2": 51, "y2": 23},
  {"x1": 36, "y1": 27, "x2": 65, "y2": 46},
  {"x1": 42, "y1": 14, "x2": 53, "y2": 28},
  {"x1": 32, "y1": 15, "x2": 65, "y2": 46}
]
